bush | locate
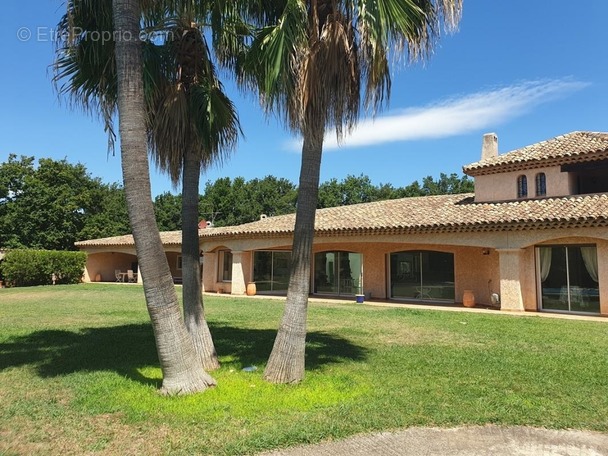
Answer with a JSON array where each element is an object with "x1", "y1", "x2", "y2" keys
[{"x1": 0, "y1": 250, "x2": 87, "y2": 287}]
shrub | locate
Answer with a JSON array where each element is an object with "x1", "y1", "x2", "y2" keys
[{"x1": 0, "y1": 250, "x2": 87, "y2": 287}]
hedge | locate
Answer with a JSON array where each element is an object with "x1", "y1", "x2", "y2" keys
[{"x1": 0, "y1": 250, "x2": 87, "y2": 287}]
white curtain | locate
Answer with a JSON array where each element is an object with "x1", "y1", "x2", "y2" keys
[
  {"x1": 539, "y1": 247, "x2": 552, "y2": 282},
  {"x1": 580, "y1": 246, "x2": 599, "y2": 283}
]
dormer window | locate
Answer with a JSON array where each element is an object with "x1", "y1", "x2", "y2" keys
[
  {"x1": 535, "y1": 173, "x2": 547, "y2": 196},
  {"x1": 517, "y1": 175, "x2": 528, "y2": 198}
]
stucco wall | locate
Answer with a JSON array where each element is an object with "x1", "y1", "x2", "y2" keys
[
  {"x1": 474, "y1": 165, "x2": 570, "y2": 202},
  {"x1": 201, "y1": 228, "x2": 608, "y2": 315},
  {"x1": 166, "y1": 252, "x2": 181, "y2": 279},
  {"x1": 84, "y1": 252, "x2": 137, "y2": 282},
  {"x1": 79, "y1": 227, "x2": 608, "y2": 315}
]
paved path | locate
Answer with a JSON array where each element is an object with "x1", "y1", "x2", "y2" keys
[{"x1": 260, "y1": 426, "x2": 608, "y2": 456}]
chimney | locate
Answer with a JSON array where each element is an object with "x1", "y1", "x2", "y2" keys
[{"x1": 481, "y1": 133, "x2": 498, "y2": 161}]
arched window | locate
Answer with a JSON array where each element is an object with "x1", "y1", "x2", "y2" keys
[
  {"x1": 535, "y1": 173, "x2": 546, "y2": 196},
  {"x1": 517, "y1": 175, "x2": 528, "y2": 198}
]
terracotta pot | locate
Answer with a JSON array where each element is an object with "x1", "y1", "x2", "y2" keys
[
  {"x1": 246, "y1": 282, "x2": 257, "y2": 296},
  {"x1": 463, "y1": 290, "x2": 475, "y2": 308}
]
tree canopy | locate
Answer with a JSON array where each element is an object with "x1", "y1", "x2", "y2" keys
[
  {"x1": 0, "y1": 154, "x2": 129, "y2": 250},
  {"x1": 0, "y1": 153, "x2": 473, "y2": 247}
]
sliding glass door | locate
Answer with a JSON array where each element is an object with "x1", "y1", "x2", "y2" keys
[
  {"x1": 253, "y1": 251, "x2": 291, "y2": 293},
  {"x1": 537, "y1": 245, "x2": 599, "y2": 314},
  {"x1": 390, "y1": 251, "x2": 455, "y2": 301},
  {"x1": 314, "y1": 251, "x2": 363, "y2": 296}
]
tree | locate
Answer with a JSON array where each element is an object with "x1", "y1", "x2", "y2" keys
[
  {"x1": 143, "y1": 3, "x2": 241, "y2": 371},
  {"x1": 56, "y1": 0, "x2": 216, "y2": 394},
  {"x1": 245, "y1": 0, "x2": 463, "y2": 383},
  {"x1": 0, "y1": 155, "x2": 129, "y2": 250},
  {"x1": 74, "y1": 182, "x2": 130, "y2": 241},
  {"x1": 154, "y1": 192, "x2": 182, "y2": 231},
  {"x1": 318, "y1": 174, "x2": 378, "y2": 208},
  {"x1": 420, "y1": 173, "x2": 474, "y2": 195},
  {"x1": 54, "y1": 0, "x2": 247, "y2": 378},
  {"x1": 198, "y1": 175, "x2": 297, "y2": 226}
]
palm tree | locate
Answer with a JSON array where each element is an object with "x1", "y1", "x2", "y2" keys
[
  {"x1": 243, "y1": 0, "x2": 463, "y2": 383},
  {"x1": 146, "y1": 6, "x2": 242, "y2": 371},
  {"x1": 56, "y1": 0, "x2": 245, "y2": 374},
  {"x1": 55, "y1": 0, "x2": 217, "y2": 393}
]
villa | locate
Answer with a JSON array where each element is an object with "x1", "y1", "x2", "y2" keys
[{"x1": 76, "y1": 131, "x2": 608, "y2": 316}]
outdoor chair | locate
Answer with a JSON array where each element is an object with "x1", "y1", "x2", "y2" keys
[
  {"x1": 127, "y1": 270, "x2": 135, "y2": 283},
  {"x1": 115, "y1": 269, "x2": 123, "y2": 282}
]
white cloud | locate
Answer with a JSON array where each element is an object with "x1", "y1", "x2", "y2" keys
[{"x1": 284, "y1": 79, "x2": 589, "y2": 151}]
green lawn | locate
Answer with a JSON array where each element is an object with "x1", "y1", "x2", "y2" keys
[{"x1": 1, "y1": 284, "x2": 607, "y2": 455}]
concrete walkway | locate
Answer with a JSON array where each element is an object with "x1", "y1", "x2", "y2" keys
[
  {"x1": 260, "y1": 426, "x2": 608, "y2": 456},
  {"x1": 206, "y1": 292, "x2": 608, "y2": 323}
]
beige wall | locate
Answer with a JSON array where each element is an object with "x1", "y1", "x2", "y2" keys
[
  {"x1": 84, "y1": 251, "x2": 137, "y2": 282},
  {"x1": 201, "y1": 228, "x2": 608, "y2": 315},
  {"x1": 474, "y1": 165, "x2": 570, "y2": 202},
  {"x1": 80, "y1": 227, "x2": 608, "y2": 316},
  {"x1": 166, "y1": 252, "x2": 182, "y2": 279},
  {"x1": 80, "y1": 245, "x2": 181, "y2": 285}
]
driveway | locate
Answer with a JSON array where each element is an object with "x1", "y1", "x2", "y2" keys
[{"x1": 259, "y1": 425, "x2": 608, "y2": 455}]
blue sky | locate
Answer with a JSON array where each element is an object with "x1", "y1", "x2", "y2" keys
[{"x1": 1, "y1": 1, "x2": 606, "y2": 196}]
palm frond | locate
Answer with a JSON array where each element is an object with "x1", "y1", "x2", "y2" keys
[
  {"x1": 53, "y1": 0, "x2": 118, "y2": 151},
  {"x1": 353, "y1": 0, "x2": 462, "y2": 113},
  {"x1": 244, "y1": 0, "x2": 308, "y2": 129},
  {"x1": 55, "y1": 0, "x2": 243, "y2": 183},
  {"x1": 299, "y1": 11, "x2": 360, "y2": 138}
]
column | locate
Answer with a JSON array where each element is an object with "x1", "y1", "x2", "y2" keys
[
  {"x1": 230, "y1": 251, "x2": 247, "y2": 295},
  {"x1": 497, "y1": 248, "x2": 525, "y2": 312},
  {"x1": 201, "y1": 251, "x2": 216, "y2": 292}
]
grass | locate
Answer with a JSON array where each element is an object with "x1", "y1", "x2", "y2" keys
[{"x1": 1, "y1": 284, "x2": 608, "y2": 455}]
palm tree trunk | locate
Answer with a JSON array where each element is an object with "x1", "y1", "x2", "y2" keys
[
  {"x1": 263, "y1": 121, "x2": 325, "y2": 384},
  {"x1": 113, "y1": 0, "x2": 215, "y2": 394},
  {"x1": 182, "y1": 147, "x2": 220, "y2": 371}
]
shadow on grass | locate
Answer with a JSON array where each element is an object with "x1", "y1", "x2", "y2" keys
[{"x1": 0, "y1": 323, "x2": 367, "y2": 386}]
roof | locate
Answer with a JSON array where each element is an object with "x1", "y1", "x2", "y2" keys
[
  {"x1": 463, "y1": 131, "x2": 608, "y2": 176},
  {"x1": 76, "y1": 194, "x2": 608, "y2": 249},
  {"x1": 75, "y1": 230, "x2": 183, "y2": 248},
  {"x1": 199, "y1": 193, "x2": 608, "y2": 240}
]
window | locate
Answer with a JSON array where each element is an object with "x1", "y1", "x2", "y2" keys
[
  {"x1": 535, "y1": 173, "x2": 546, "y2": 196},
  {"x1": 218, "y1": 250, "x2": 233, "y2": 282},
  {"x1": 517, "y1": 175, "x2": 528, "y2": 198},
  {"x1": 176, "y1": 255, "x2": 182, "y2": 270},
  {"x1": 390, "y1": 251, "x2": 455, "y2": 301}
]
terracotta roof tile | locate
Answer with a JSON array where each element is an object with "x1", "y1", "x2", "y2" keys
[
  {"x1": 464, "y1": 131, "x2": 608, "y2": 175},
  {"x1": 200, "y1": 193, "x2": 608, "y2": 239},
  {"x1": 75, "y1": 230, "x2": 183, "y2": 247},
  {"x1": 76, "y1": 193, "x2": 608, "y2": 248}
]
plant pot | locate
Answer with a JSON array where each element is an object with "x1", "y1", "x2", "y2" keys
[
  {"x1": 463, "y1": 290, "x2": 475, "y2": 308},
  {"x1": 246, "y1": 282, "x2": 257, "y2": 296}
]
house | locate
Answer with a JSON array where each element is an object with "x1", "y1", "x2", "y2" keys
[{"x1": 76, "y1": 131, "x2": 608, "y2": 316}]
